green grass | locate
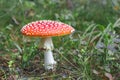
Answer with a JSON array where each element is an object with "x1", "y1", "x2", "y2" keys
[{"x1": 0, "y1": 0, "x2": 120, "y2": 80}]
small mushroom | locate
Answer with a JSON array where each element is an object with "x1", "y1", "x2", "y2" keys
[{"x1": 21, "y1": 20, "x2": 75, "y2": 70}]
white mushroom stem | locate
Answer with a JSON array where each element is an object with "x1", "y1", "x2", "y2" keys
[
  {"x1": 40, "y1": 37, "x2": 56, "y2": 70},
  {"x1": 44, "y1": 50, "x2": 56, "y2": 70}
]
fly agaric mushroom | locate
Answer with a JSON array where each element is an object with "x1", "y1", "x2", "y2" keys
[{"x1": 21, "y1": 20, "x2": 75, "y2": 70}]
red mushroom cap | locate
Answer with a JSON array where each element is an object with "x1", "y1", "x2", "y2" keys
[{"x1": 21, "y1": 20, "x2": 75, "y2": 37}]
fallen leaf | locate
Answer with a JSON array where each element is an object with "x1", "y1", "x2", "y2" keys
[
  {"x1": 92, "y1": 69, "x2": 99, "y2": 75},
  {"x1": 105, "y1": 72, "x2": 114, "y2": 80}
]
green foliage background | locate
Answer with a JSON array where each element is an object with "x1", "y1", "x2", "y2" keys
[{"x1": 0, "y1": 0, "x2": 120, "y2": 80}]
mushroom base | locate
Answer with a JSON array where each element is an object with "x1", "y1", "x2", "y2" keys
[{"x1": 44, "y1": 50, "x2": 56, "y2": 70}]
